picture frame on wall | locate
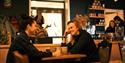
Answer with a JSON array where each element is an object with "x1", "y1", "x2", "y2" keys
[{"x1": 3, "y1": 0, "x2": 12, "y2": 8}]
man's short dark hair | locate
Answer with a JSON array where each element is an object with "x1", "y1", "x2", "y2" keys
[{"x1": 19, "y1": 15, "x2": 35, "y2": 32}]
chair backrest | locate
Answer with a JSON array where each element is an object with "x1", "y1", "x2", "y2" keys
[
  {"x1": 99, "y1": 47, "x2": 110, "y2": 63},
  {"x1": 13, "y1": 51, "x2": 29, "y2": 63},
  {"x1": 98, "y1": 40, "x2": 112, "y2": 63}
]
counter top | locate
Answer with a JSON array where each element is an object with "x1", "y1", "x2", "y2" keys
[{"x1": 0, "y1": 44, "x2": 61, "y2": 49}]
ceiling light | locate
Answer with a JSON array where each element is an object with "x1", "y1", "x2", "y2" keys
[{"x1": 114, "y1": 0, "x2": 118, "y2": 2}]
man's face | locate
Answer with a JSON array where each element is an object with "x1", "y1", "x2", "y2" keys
[
  {"x1": 75, "y1": 15, "x2": 87, "y2": 27},
  {"x1": 28, "y1": 21, "x2": 38, "y2": 35},
  {"x1": 79, "y1": 17, "x2": 87, "y2": 27},
  {"x1": 68, "y1": 22, "x2": 79, "y2": 36}
]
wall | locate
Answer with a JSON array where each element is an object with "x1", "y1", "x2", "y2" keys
[
  {"x1": 105, "y1": 9, "x2": 124, "y2": 29},
  {"x1": 70, "y1": 0, "x2": 91, "y2": 20},
  {"x1": 70, "y1": 0, "x2": 125, "y2": 20},
  {"x1": 104, "y1": 0, "x2": 125, "y2": 19},
  {"x1": 0, "y1": 0, "x2": 29, "y2": 16}
]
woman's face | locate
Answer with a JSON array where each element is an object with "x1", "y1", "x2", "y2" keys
[
  {"x1": 67, "y1": 22, "x2": 79, "y2": 36},
  {"x1": 110, "y1": 21, "x2": 115, "y2": 27}
]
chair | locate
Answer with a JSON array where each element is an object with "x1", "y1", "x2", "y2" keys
[
  {"x1": 98, "y1": 40, "x2": 112, "y2": 63},
  {"x1": 13, "y1": 51, "x2": 29, "y2": 63},
  {"x1": 99, "y1": 47, "x2": 110, "y2": 63}
]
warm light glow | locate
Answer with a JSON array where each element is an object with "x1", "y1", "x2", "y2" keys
[
  {"x1": 42, "y1": 13, "x2": 63, "y2": 44},
  {"x1": 31, "y1": 1, "x2": 64, "y2": 9},
  {"x1": 31, "y1": 9, "x2": 37, "y2": 17},
  {"x1": 30, "y1": 0, "x2": 67, "y2": 44},
  {"x1": 114, "y1": 0, "x2": 118, "y2": 2}
]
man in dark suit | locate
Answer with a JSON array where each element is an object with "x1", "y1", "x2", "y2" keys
[{"x1": 6, "y1": 15, "x2": 59, "y2": 63}]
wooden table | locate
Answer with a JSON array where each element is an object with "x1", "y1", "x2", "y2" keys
[{"x1": 42, "y1": 54, "x2": 86, "y2": 61}]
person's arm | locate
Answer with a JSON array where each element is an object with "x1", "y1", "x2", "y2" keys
[{"x1": 14, "y1": 36, "x2": 52, "y2": 59}]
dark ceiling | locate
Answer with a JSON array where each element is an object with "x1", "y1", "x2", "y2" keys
[{"x1": 104, "y1": 0, "x2": 124, "y2": 9}]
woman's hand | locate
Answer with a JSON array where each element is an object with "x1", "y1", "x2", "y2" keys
[{"x1": 64, "y1": 25, "x2": 70, "y2": 36}]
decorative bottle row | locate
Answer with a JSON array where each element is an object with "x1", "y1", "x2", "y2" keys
[
  {"x1": 90, "y1": 19, "x2": 105, "y2": 25},
  {"x1": 89, "y1": 13, "x2": 104, "y2": 18},
  {"x1": 91, "y1": 0, "x2": 105, "y2": 9}
]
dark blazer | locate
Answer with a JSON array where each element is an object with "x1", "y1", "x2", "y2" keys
[
  {"x1": 67, "y1": 30, "x2": 99, "y2": 62},
  {"x1": 6, "y1": 32, "x2": 52, "y2": 63}
]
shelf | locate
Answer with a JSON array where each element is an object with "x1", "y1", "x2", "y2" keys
[
  {"x1": 88, "y1": 0, "x2": 105, "y2": 36},
  {"x1": 89, "y1": 8, "x2": 104, "y2": 11},
  {"x1": 96, "y1": 24, "x2": 105, "y2": 26},
  {"x1": 89, "y1": 16, "x2": 104, "y2": 18}
]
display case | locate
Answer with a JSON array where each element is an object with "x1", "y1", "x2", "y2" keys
[
  {"x1": 88, "y1": 0, "x2": 105, "y2": 25},
  {"x1": 88, "y1": 0, "x2": 105, "y2": 39},
  {"x1": 89, "y1": 8, "x2": 105, "y2": 25}
]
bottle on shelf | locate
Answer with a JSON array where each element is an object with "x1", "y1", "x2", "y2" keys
[{"x1": 91, "y1": 0, "x2": 104, "y2": 9}]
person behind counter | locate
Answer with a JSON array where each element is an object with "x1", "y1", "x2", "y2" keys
[
  {"x1": 6, "y1": 15, "x2": 60, "y2": 63},
  {"x1": 74, "y1": 14, "x2": 89, "y2": 30},
  {"x1": 63, "y1": 20, "x2": 100, "y2": 63},
  {"x1": 114, "y1": 16, "x2": 125, "y2": 27},
  {"x1": 113, "y1": 16, "x2": 125, "y2": 40},
  {"x1": 114, "y1": 16, "x2": 125, "y2": 34},
  {"x1": 105, "y1": 20, "x2": 116, "y2": 33}
]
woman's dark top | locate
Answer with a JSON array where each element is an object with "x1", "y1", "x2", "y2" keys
[
  {"x1": 105, "y1": 27, "x2": 115, "y2": 33},
  {"x1": 67, "y1": 30, "x2": 99, "y2": 62},
  {"x1": 6, "y1": 31, "x2": 52, "y2": 63}
]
